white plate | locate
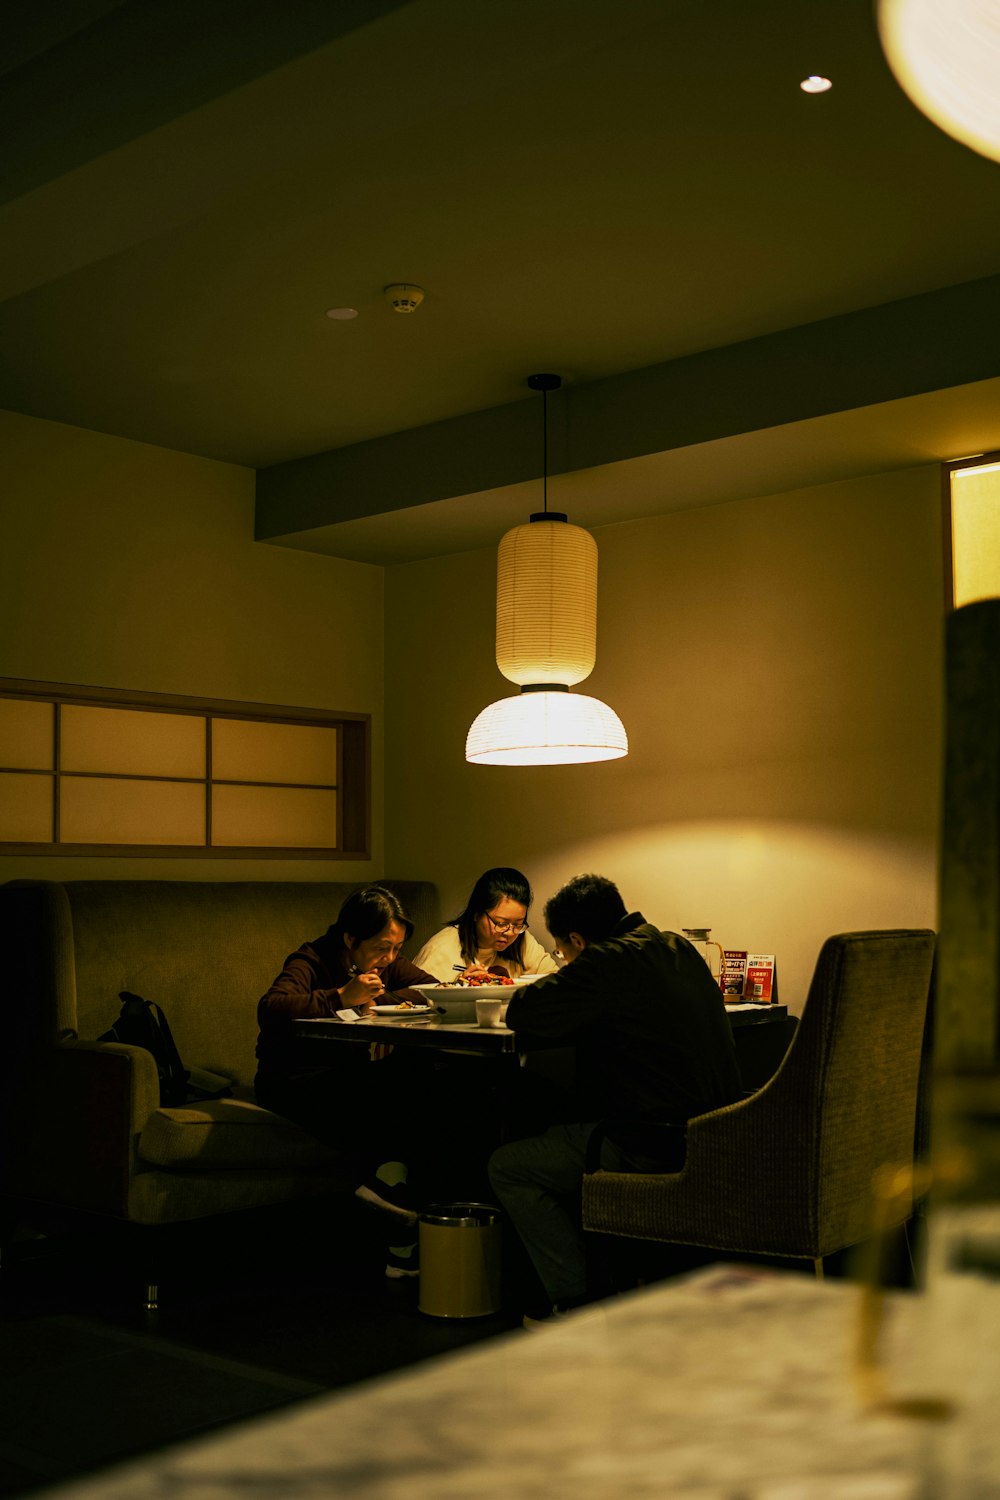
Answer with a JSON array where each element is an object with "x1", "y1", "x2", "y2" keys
[{"x1": 372, "y1": 1003, "x2": 434, "y2": 1017}]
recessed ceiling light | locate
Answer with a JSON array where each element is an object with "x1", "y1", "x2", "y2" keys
[
  {"x1": 325, "y1": 306, "x2": 359, "y2": 320},
  {"x1": 800, "y1": 75, "x2": 832, "y2": 93}
]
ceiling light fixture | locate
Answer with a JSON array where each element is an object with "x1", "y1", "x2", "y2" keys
[
  {"x1": 465, "y1": 373, "x2": 628, "y2": 767},
  {"x1": 878, "y1": 0, "x2": 1000, "y2": 164},
  {"x1": 325, "y1": 306, "x2": 359, "y2": 320},
  {"x1": 799, "y1": 74, "x2": 832, "y2": 93}
]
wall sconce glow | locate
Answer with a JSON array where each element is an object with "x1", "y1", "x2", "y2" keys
[
  {"x1": 950, "y1": 458, "x2": 1000, "y2": 607},
  {"x1": 799, "y1": 75, "x2": 832, "y2": 93},
  {"x1": 878, "y1": 0, "x2": 1000, "y2": 164},
  {"x1": 466, "y1": 372, "x2": 628, "y2": 767},
  {"x1": 466, "y1": 689, "x2": 628, "y2": 766}
]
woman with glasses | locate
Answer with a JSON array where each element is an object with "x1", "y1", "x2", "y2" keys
[{"x1": 413, "y1": 866, "x2": 558, "y2": 983}]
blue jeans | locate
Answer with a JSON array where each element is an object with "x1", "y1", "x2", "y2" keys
[{"x1": 488, "y1": 1122, "x2": 629, "y2": 1306}]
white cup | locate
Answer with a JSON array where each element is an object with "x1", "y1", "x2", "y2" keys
[{"x1": 475, "y1": 997, "x2": 502, "y2": 1028}]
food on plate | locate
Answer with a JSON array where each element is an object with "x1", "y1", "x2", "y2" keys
[{"x1": 447, "y1": 970, "x2": 514, "y2": 988}]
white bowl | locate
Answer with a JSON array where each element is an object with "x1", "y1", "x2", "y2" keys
[{"x1": 413, "y1": 981, "x2": 519, "y2": 1022}]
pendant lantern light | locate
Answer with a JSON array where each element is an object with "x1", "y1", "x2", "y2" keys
[
  {"x1": 878, "y1": 0, "x2": 1000, "y2": 165},
  {"x1": 496, "y1": 515, "x2": 596, "y2": 685},
  {"x1": 466, "y1": 373, "x2": 628, "y2": 766}
]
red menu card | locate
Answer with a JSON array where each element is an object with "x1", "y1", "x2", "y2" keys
[
  {"x1": 744, "y1": 954, "x2": 776, "y2": 1003},
  {"x1": 720, "y1": 951, "x2": 777, "y2": 1003}
]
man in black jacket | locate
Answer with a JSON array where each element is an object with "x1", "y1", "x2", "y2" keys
[{"x1": 488, "y1": 873, "x2": 741, "y2": 1322}]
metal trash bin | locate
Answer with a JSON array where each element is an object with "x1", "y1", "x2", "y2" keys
[{"x1": 418, "y1": 1202, "x2": 502, "y2": 1318}]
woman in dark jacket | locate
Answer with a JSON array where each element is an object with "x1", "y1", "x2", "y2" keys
[{"x1": 255, "y1": 884, "x2": 437, "y2": 1278}]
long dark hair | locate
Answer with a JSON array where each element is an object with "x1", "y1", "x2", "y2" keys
[
  {"x1": 332, "y1": 885, "x2": 414, "y2": 946},
  {"x1": 449, "y1": 867, "x2": 532, "y2": 967}
]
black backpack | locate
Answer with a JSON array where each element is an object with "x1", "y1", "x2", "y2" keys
[{"x1": 99, "y1": 991, "x2": 190, "y2": 1106}]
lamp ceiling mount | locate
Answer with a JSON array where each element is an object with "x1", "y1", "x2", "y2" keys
[{"x1": 527, "y1": 371, "x2": 562, "y2": 519}]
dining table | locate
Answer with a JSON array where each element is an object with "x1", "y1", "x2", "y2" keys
[{"x1": 292, "y1": 1001, "x2": 791, "y2": 1059}]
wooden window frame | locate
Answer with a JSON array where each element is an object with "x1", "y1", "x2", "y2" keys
[{"x1": 0, "y1": 678, "x2": 370, "y2": 859}]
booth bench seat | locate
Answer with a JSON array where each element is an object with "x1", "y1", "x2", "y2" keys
[{"x1": 0, "y1": 878, "x2": 439, "y2": 1235}]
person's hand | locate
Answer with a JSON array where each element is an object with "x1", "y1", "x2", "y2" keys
[
  {"x1": 461, "y1": 962, "x2": 492, "y2": 982},
  {"x1": 340, "y1": 970, "x2": 385, "y2": 1012}
]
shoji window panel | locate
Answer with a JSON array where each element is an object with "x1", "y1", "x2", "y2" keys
[{"x1": 0, "y1": 681, "x2": 368, "y2": 858}]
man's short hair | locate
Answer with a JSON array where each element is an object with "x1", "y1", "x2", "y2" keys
[{"x1": 544, "y1": 874, "x2": 627, "y2": 944}]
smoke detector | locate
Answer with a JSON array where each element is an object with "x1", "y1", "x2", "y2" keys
[{"x1": 384, "y1": 283, "x2": 425, "y2": 313}]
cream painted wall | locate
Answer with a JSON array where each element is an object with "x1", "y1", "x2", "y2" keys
[
  {"x1": 0, "y1": 409, "x2": 945, "y2": 984},
  {"x1": 385, "y1": 464, "x2": 944, "y2": 1011},
  {"x1": 0, "y1": 409, "x2": 386, "y2": 883}
]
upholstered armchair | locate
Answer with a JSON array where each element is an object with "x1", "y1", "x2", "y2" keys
[{"x1": 583, "y1": 929, "x2": 936, "y2": 1275}]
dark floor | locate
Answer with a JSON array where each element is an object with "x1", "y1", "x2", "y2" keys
[{"x1": 0, "y1": 1196, "x2": 525, "y2": 1498}]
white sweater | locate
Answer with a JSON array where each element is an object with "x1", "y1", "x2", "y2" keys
[{"x1": 413, "y1": 923, "x2": 558, "y2": 983}]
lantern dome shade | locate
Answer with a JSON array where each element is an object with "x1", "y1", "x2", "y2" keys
[
  {"x1": 465, "y1": 690, "x2": 628, "y2": 766},
  {"x1": 496, "y1": 519, "x2": 597, "y2": 686},
  {"x1": 878, "y1": 0, "x2": 1000, "y2": 165}
]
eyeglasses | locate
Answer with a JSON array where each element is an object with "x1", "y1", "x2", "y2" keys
[{"x1": 485, "y1": 911, "x2": 527, "y2": 936}]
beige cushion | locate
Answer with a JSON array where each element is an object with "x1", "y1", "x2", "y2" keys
[{"x1": 138, "y1": 1091, "x2": 342, "y2": 1171}]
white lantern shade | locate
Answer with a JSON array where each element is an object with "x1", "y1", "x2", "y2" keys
[
  {"x1": 878, "y1": 0, "x2": 1000, "y2": 165},
  {"x1": 496, "y1": 518, "x2": 597, "y2": 686},
  {"x1": 465, "y1": 690, "x2": 628, "y2": 766}
]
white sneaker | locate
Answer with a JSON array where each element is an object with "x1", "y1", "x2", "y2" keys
[
  {"x1": 522, "y1": 1304, "x2": 576, "y2": 1330},
  {"x1": 385, "y1": 1245, "x2": 420, "y2": 1279}
]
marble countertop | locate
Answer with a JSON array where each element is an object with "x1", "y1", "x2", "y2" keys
[{"x1": 37, "y1": 1265, "x2": 942, "y2": 1500}]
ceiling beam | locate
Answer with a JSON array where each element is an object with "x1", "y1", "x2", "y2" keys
[
  {"x1": 256, "y1": 270, "x2": 1000, "y2": 538},
  {"x1": 0, "y1": 0, "x2": 410, "y2": 206}
]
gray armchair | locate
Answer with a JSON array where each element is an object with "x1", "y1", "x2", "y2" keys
[{"x1": 583, "y1": 929, "x2": 936, "y2": 1275}]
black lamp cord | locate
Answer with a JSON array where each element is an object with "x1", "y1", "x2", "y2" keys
[{"x1": 542, "y1": 385, "x2": 549, "y2": 515}]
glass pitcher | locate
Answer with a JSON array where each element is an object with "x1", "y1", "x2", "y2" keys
[{"x1": 682, "y1": 928, "x2": 724, "y2": 985}]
